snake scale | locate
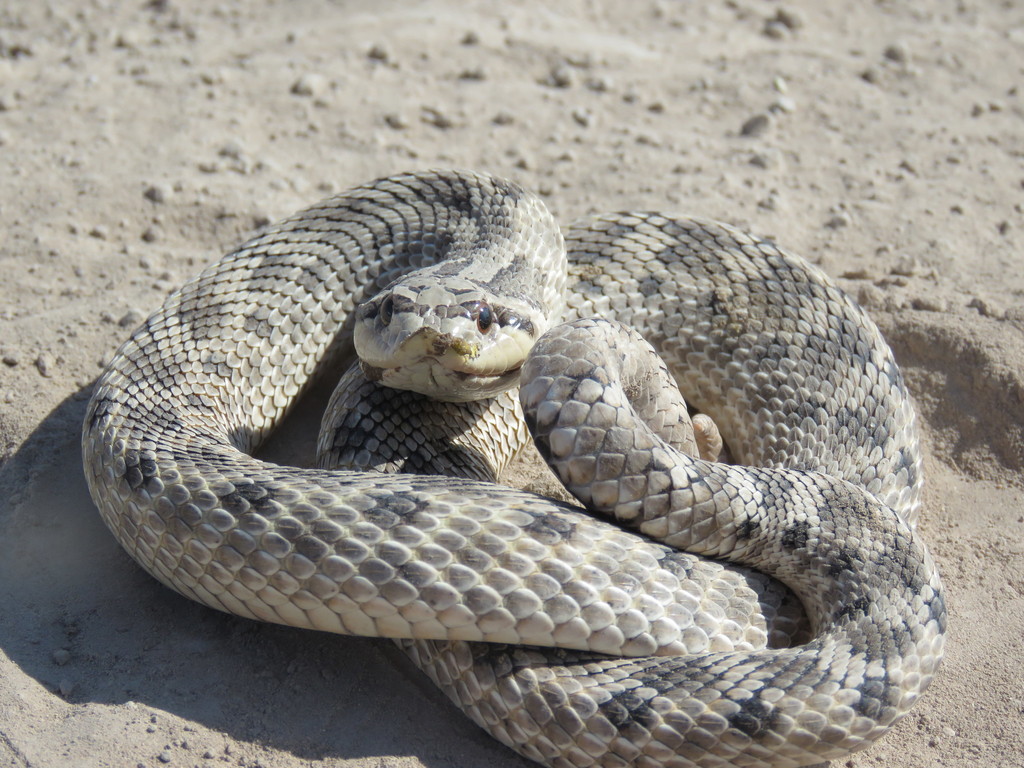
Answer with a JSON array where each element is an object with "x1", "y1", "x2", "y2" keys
[{"x1": 82, "y1": 170, "x2": 946, "y2": 767}]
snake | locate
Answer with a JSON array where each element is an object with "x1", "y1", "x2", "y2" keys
[{"x1": 82, "y1": 169, "x2": 947, "y2": 767}]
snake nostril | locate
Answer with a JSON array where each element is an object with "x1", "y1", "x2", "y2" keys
[{"x1": 379, "y1": 295, "x2": 395, "y2": 326}]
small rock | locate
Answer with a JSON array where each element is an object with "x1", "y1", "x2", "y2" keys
[
  {"x1": 825, "y1": 212, "x2": 852, "y2": 229},
  {"x1": 290, "y1": 73, "x2": 328, "y2": 98},
  {"x1": 89, "y1": 225, "x2": 109, "y2": 239},
  {"x1": 762, "y1": 20, "x2": 788, "y2": 39},
  {"x1": 572, "y1": 108, "x2": 592, "y2": 127},
  {"x1": 202, "y1": 751, "x2": 214, "y2": 760},
  {"x1": 769, "y1": 96, "x2": 796, "y2": 114},
  {"x1": 911, "y1": 296, "x2": 944, "y2": 312},
  {"x1": 841, "y1": 267, "x2": 873, "y2": 280},
  {"x1": 997, "y1": 220, "x2": 1011, "y2": 235},
  {"x1": 217, "y1": 139, "x2": 246, "y2": 159},
  {"x1": 890, "y1": 254, "x2": 919, "y2": 276},
  {"x1": 2, "y1": 353, "x2": 18, "y2": 367},
  {"x1": 383, "y1": 113, "x2": 408, "y2": 129},
  {"x1": 34, "y1": 354, "x2": 54, "y2": 377},
  {"x1": 548, "y1": 64, "x2": 574, "y2": 88},
  {"x1": 52, "y1": 648, "x2": 72, "y2": 666},
  {"x1": 460, "y1": 31, "x2": 480, "y2": 46},
  {"x1": 141, "y1": 226, "x2": 160, "y2": 243},
  {"x1": 750, "y1": 149, "x2": 784, "y2": 170},
  {"x1": 773, "y1": 7, "x2": 804, "y2": 30},
  {"x1": 586, "y1": 76, "x2": 612, "y2": 92},
  {"x1": 143, "y1": 184, "x2": 171, "y2": 203},
  {"x1": 458, "y1": 66, "x2": 486, "y2": 81},
  {"x1": 739, "y1": 113, "x2": 773, "y2": 137},
  {"x1": 884, "y1": 41, "x2": 909, "y2": 63},
  {"x1": 58, "y1": 679, "x2": 75, "y2": 697},
  {"x1": 119, "y1": 309, "x2": 145, "y2": 328},
  {"x1": 967, "y1": 297, "x2": 1002, "y2": 318},
  {"x1": 157, "y1": 750, "x2": 172, "y2": 764},
  {"x1": 492, "y1": 111, "x2": 514, "y2": 125},
  {"x1": 861, "y1": 67, "x2": 880, "y2": 84},
  {"x1": 367, "y1": 43, "x2": 390, "y2": 62},
  {"x1": 421, "y1": 106, "x2": 454, "y2": 129}
]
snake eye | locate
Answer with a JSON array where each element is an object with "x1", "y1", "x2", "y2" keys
[
  {"x1": 475, "y1": 303, "x2": 494, "y2": 333},
  {"x1": 379, "y1": 295, "x2": 394, "y2": 326}
]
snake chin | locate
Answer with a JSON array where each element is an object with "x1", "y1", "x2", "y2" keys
[{"x1": 359, "y1": 356, "x2": 521, "y2": 402}]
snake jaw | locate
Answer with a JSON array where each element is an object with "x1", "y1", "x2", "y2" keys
[{"x1": 356, "y1": 325, "x2": 524, "y2": 401}]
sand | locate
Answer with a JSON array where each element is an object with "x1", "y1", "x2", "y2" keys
[{"x1": 1, "y1": 1, "x2": 1022, "y2": 766}]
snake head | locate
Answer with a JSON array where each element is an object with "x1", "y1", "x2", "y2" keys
[{"x1": 354, "y1": 275, "x2": 544, "y2": 402}]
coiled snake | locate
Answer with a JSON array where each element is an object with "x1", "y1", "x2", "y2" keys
[{"x1": 82, "y1": 170, "x2": 946, "y2": 767}]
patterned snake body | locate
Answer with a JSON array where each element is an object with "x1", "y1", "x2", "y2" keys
[{"x1": 82, "y1": 170, "x2": 946, "y2": 767}]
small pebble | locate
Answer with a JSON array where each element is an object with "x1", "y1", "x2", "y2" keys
[
  {"x1": 157, "y1": 750, "x2": 172, "y2": 764},
  {"x1": 383, "y1": 113, "x2": 408, "y2": 129},
  {"x1": 2, "y1": 353, "x2": 18, "y2": 367},
  {"x1": 773, "y1": 7, "x2": 804, "y2": 30},
  {"x1": 891, "y1": 254, "x2": 919, "y2": 276},
  {"x1": 763, "y1": 20, "x2": 788, "y2": 39},
  {"x1": 572, "y1": 108, "x2": 592, "y2": 127},
  {"x1": 52, "y1": 648, "x2": 71, "y2": 666},
  {"x1": 58, "y1": 679, "x2": 75, "y2": 697},
  {"x1": 290, "y1": 73, "x2": 328, "y2": 98},
  {"x1": 861, "y1": 67, "x2": 880, "y2": 84},
  {"x1": 750, "y1": 149, "x2": 784, "y2": 170},
  {"x1": 825, "y1": 212, "x2": 851, "y2": 229},
  {"x1": 769, "y1": 96, "x2": 796, "y2": 113},
  {"x1": 911, "y1": 296, "x2": 944, "y2": 312},
  {"x1": 967, "y1": 297, "x2": 1002, "y2": 318},
  {"x1": 119, "y1": 309, "x2": 145, "y2": 328},
  {"x1": 460, "y1": 31, "x2": 480, "y2": 45},
  {"x1": 739, "y1": 113, "x2": 773, "y2": 137},
  {"x1": 458, "y1": 66, "x2": 486, "y2": 81},
  {"x1": 141, "y1": 226, "x2": 160, "y2": 243},
  {"x1": 548, "y1": 64, "x2": 574, "y2": 88},
  {"x1": 884, "y1": 41, "x2": 909, "y2": 63},
  {"x1": 997, "y1": 220, "x2": 1011, "y2": 235},
  {"x1": 89, "y1": 225, "x2": 109, "y2": 239},
  {"x1": 217, "y1": 139, "x2": 246, "y2": 159},
  {"x1": 421, "y1": 106, "x2": 454, "y2": 129},
  {"x1": 841, "y1": 264, "x2": 873, "y2": 280},
  {"x1": 143, "y1": 184, "x2": 171, "y2": 203},
  {"x1": 35, "y1": 354, "x2": 54, "y2": 377},
  {"x1": 367, "y1": 43, "x2": 390, "y2": 62},
  {"x1": 492, "y1": 111, "x2": 514, "y2": 125}
]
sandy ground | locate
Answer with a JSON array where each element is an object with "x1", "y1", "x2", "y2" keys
[{"x1": 1, "y1": 1, "x2": 1023, "y2": 766}]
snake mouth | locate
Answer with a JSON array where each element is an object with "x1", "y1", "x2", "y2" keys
[
  {"x1": 357, "y1": 327, "x2": 526, "y2": 401},
  {"x1": 366, "y1": 326, "x2": 526, "y2": 376},
  {"x1": 360, "y1": 358, "x2": 522, "y2": 401}
]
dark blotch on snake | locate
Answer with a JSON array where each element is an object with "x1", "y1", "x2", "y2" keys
[
  {"x1": 780, "y1": 520, "x2": 809, "y2": 551},
  {"x1": 728, "y1": 697, "x2": 777, "y2": 739},
  {"x1": 522, "y1": 513, "x2": 576, "y2": 544}
]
